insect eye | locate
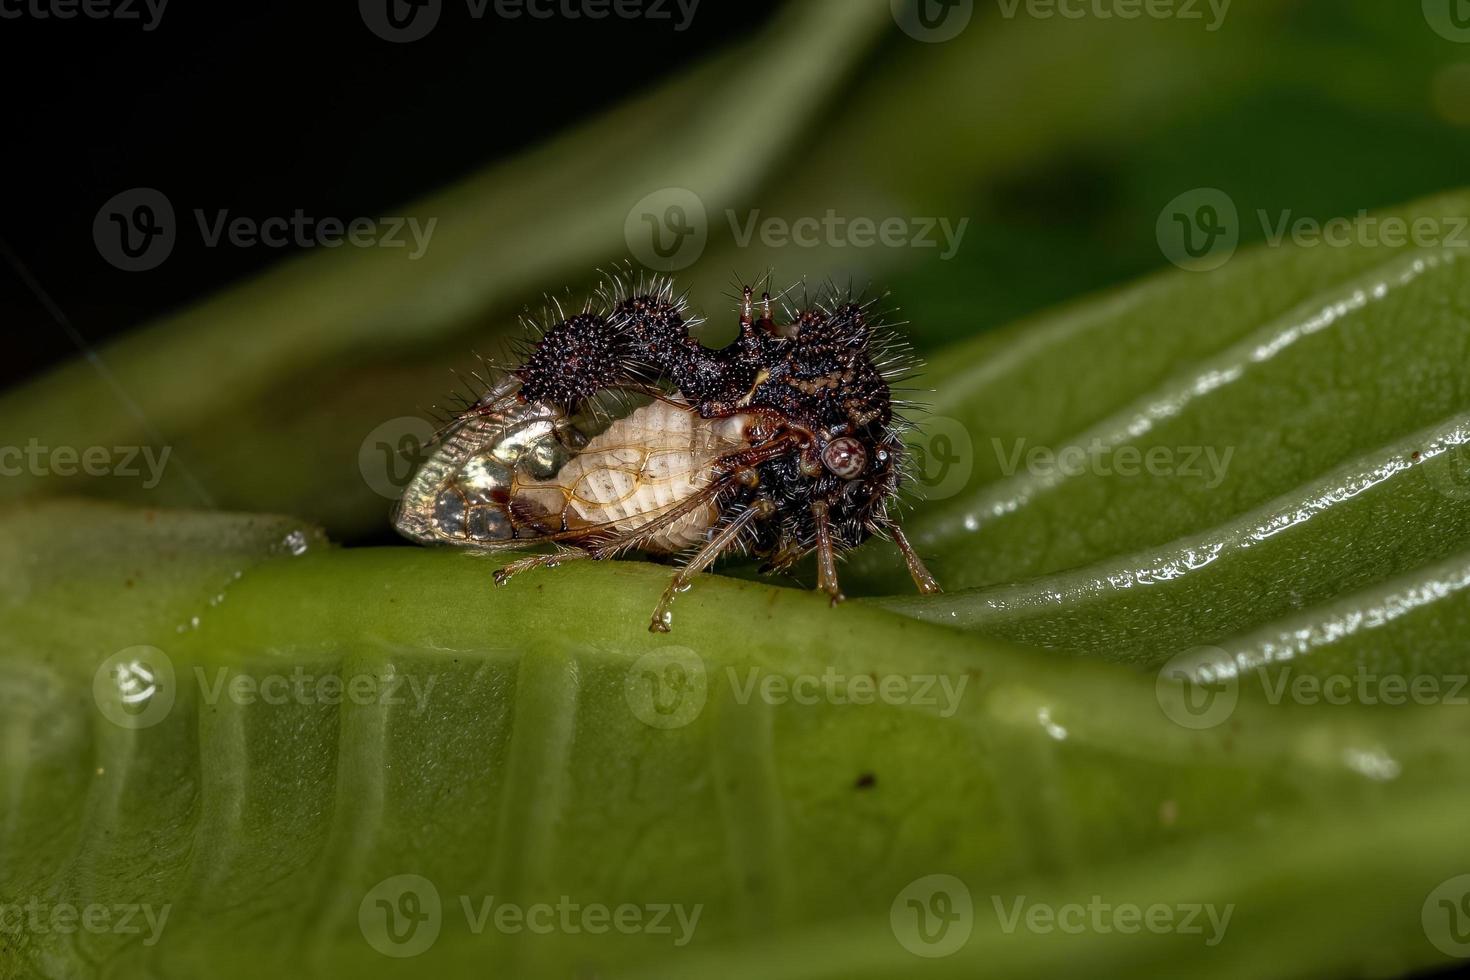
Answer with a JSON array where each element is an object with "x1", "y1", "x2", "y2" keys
[{"x1": 821, "y1": 437, "x2": 867, "y2": 480}]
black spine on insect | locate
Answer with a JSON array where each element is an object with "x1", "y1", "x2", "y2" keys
[{"x1": 509, "y1": 272, "x2": 920, "y2": 563}]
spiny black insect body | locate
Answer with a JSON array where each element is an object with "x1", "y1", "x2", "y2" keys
[{"x1": 512, "y1": 274, "x2": 914, "y2": 566}]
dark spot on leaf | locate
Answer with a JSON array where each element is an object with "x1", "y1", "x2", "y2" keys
[{"x1": 854, "y1": 772, "x2": 876, "y2": 790}]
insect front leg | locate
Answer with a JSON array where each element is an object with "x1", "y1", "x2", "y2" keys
[
  {"x1": 886, "y1": 519, "x2": 942, "y2": 595},
  {"x1": 810, "y1": 500, "x2": 845, "y2": 606}
]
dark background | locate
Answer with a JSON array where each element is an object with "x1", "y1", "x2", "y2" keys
[{"x1": 0, "y1": 0, "x2": 784, "y2": 387}]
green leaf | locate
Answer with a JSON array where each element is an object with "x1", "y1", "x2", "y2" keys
[
  {"x1": 2, "y1": 500, "x2": 1469, "y2": 978},
  {"x1": 862, "y1": 191, "x2": 1470, "y2": 670}
]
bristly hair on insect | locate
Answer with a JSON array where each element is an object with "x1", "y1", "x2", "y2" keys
[{"x1": 394, "y1": 268, "x2": 941, "y2": 632}]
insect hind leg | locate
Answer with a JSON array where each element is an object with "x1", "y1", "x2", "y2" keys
[{"x1": 491, "y1": 547, "x2": 591, "y2": 587}]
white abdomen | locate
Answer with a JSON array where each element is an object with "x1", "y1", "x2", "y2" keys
[{"x1": 527, "y1": 400, "x2": 749, "y2": 553}]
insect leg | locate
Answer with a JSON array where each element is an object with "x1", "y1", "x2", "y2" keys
[
  {"x1": 738, "y1": 283, "x2": 778, "y2": 337},
  {"x1": 885, "y1": 520, "x2": 942, "y2": 595},
  {"x1": 491, "y1": 546, "x2": 590, "y2": 587},
  {"x1": 712, "y1": 430, "x2": 803, "y2": 473},
  {"x1": 757, "y1": 537, "x2": 807, "y2": 575},
  {"x1": 810, "y1": 500, "x2": 845, "y2": 606},
  {"x1": 648, "y1": 501, "x2": 771, "y2": 633}
]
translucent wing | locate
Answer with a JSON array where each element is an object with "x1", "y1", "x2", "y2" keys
[{"x1": 393, "y1": 387, "x2": 571, "y2": 547}]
